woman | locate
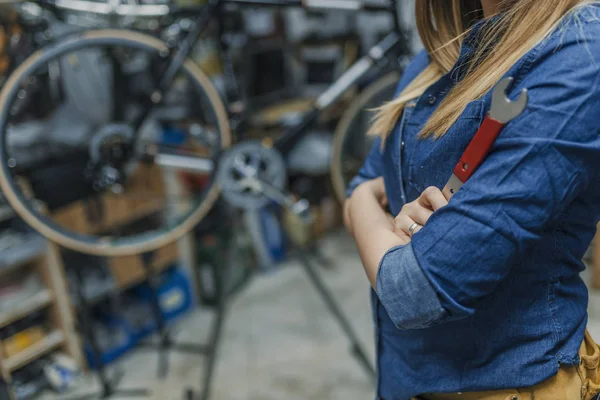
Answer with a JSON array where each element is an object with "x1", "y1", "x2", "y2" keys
[{"x1": 345, "y1": 0, "x2": 600, "y2": 399}]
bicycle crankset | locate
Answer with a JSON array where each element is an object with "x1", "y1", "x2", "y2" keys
[{"x1": 217, "y1": 141, "x2": 309, "y2": 216}]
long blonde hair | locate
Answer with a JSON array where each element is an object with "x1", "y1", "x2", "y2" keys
[{"x1": 369, "y1": 0, "x2": 587, "y2": 139}]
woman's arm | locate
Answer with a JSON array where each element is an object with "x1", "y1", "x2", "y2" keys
[
  {"x1": 348, "y1": 179, "x2": 448, "y2": 288},
  {"x1": 373, "y1": 27, "x2": 600, "y2": 330},
  {"x1": 349, "y1": 179, "x2": 407, "y2": 287},
  {"x1": 343, "y1": 199, "x2": 353, "y2": 234}
]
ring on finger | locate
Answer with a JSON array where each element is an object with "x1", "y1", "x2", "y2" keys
[{"x1": 408, "y1": 222, "x2": 421, "y2": 237}]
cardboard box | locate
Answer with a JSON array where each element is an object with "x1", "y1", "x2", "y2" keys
[
  {"x1": 52, "y1": 165, "x2": 166, "y2": 235},
  {"x1": 109, "y1": 241, "x2": 180, "y2": 290}
]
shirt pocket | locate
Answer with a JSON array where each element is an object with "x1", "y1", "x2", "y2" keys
[{"x1": 408, "y1": 100, "x2": 486, "y2": 193}]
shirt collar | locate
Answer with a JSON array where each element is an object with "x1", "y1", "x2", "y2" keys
[{"x1": 452, "y1": 14, "x2": 503, "y2": 81}]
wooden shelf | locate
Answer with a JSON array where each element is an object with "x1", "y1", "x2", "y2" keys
[
  {"x1": 0, "y1": 183, "x2": 86, "y2": 382},
  {"x1": 0, "y1": 235, "x2": 47, "y2": 277},
  {"x1": 0, "y1": 290, "x2": 53, "y2": 329},
  {"x1": 4, "y1": 330, "x2": 64, "y2": 372}
]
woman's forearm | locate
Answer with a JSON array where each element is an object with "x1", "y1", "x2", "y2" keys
[
  {"x1": 349, "y1": 186, "x2": 408, "y2": 288},
  {"x1": 343, "y1": 199, "x2": 353, "y2": 234}
]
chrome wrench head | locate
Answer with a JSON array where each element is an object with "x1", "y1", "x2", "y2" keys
[{"x1": 489, "y1": 77, "x2": 528, "y2": 124}]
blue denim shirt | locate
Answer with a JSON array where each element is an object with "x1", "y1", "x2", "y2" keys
[{"x1": 348, "y1": 5, "x2": 600, "y2": 399}]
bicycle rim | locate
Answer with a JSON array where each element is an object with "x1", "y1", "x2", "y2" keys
[
  {"x1": 0, "y1": 29, "x2": 231, "y2": 256},
  {"x1": 330, "y1": 72, "x2": 400, "y2": 205}
]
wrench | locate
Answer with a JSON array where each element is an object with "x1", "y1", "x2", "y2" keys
[{"x1": 442, "y1": 77, "x2": 528, "y2": 200}]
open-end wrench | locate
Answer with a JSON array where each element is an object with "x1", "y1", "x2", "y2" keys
[{"x1": 442, "y1": 77, "x2": 528, "y2": 200}]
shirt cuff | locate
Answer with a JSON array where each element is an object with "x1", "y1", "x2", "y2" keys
[{"x1": 376, "y1": 242, "x2": 447, "y2": 330}]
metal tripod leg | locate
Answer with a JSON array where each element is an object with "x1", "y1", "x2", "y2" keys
[
  {"x1": 228, "y1": 173, "x2": 375, "y2": 381},
  {"x1": 138, "y1": 252, "x2": 208, "y2": 379},
  {"x1": 186, "y1": 221, "x2": 233, "y2": 400},
  {"x1": 292, "y1": 243, "x2": 376, "y2": 381},
  {"x1": 198, "y1": 265, "x2": 228, "y2": 400}
]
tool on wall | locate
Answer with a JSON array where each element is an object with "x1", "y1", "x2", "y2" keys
[{"x1": 443, "y1": 77, "x2": 529, "y2": 199}]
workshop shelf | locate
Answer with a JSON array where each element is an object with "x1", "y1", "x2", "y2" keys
[
  {"x1": 4, "y1": 330, "x2": 64, "y2": 372},
  {"x1": 0, "y1": 289, "x2": 53, "y2": 329}
]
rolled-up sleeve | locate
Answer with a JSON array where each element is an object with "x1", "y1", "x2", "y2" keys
[
  {"x1": 377, "y1": 243, "x2": 447, "y2": 329},
  {"x1": 377, "y1": 21, "x2": 600, "y2": 328}
]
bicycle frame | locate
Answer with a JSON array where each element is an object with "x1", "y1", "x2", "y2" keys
[
  {"x1": 273, "y1": 31, "x2": 402, "y2": 154},
  {"x1": 50, "y1": 0, "x2": 396, "y2": 17},
  {"x1": 121, "y1": 0, "x2": 406, "y2": 158}
]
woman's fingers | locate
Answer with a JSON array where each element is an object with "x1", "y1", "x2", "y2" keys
[
  {"x1": 419, "y1": 186, "x2": 449, "y2": 211},
  {"x1": 394, "y1": 213, "x2": 422, "y2": 237},
  {"x1": 390, "y1": 187, "x2": 447, "y2": 242},
  {"x1": 386, "y1": 213, "x2": 395, "y2": 226},
  {"x1": 403, "y1": 201, "x2": 433, "y2": 226}
]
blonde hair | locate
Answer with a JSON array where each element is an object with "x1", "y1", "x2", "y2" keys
[{"x1": 369, "y1": 0, "x2": 587, "y2": 139}]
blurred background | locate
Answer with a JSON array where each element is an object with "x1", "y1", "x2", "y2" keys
[{"x1": 0, "y1": 1, "x2": 597, "y2": 400}]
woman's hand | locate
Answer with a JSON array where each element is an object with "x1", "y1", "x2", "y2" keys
[
  {"x1": 394, "y1": 186, "x2": 448, "y2": 242},
  {"x1": 344, "y1": 177, "x2": 389, "y2": 235},
  {"x1": 358, "y1": 177, "x2": 388, "y2": 207}
]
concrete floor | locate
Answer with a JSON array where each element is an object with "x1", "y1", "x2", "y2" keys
[
  {"x1": 44, "y1": 231, "x2": 375, "y2": 400},
  {"x1": 44, "y1": 231, "x2": 600, "y2": 400}
]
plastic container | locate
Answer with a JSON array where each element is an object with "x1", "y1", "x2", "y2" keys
[
  {"x1": 84, "y1": 316, "x2": 135, "y2": 368},
  {"x1": 132, "y1": 267, "x2": 193, "y2": 329},
  {"x1": 85, "y1": 267, "x2": 193, "y2": 366}
]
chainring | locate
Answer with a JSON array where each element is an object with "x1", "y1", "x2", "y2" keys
[{"x1": 217, "y1": 141, "x2": 286, "y2": 210}]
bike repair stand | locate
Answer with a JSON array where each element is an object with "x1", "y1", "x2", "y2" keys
[
  {"x1": 216, "y1": 141, "x2": 376, "y2": 382},
  {"x1": 285, "y1": 207, "x2": 376, "y2": 380},
  {"x1": 64, "y1": 267, "x2": 149, "y2": 400},
  {"x1": 137, "y1": 251, "x2": 228, "y2": 400}
]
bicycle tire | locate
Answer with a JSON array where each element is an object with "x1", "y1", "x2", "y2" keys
[
  {"x1": 330, "y1": 71, "x2": 400, "y2": 205},
  {"x1": 0, "y1": 29, "x2": 231, "y2": 256}
]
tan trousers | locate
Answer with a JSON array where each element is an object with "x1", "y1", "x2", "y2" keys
[{"x1": 416, "y1": 331, "x2": 600, "y2": 400}]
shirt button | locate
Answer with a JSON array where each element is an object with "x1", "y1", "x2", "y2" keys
[
  {"x1": 401, "y1": 141, "x2": 405, "y2": 148},
  {"x1": 427, "y1": 94, "x2": 437, "y2": 104}
]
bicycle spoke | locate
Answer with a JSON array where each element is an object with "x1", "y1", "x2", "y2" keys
[{"x1": 0, "y1": 31, "x2": 230, "y2": 255}]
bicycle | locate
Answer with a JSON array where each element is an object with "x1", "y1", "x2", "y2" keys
[{"x1": 0, "y1": 0, "x2": 411, "y2": 257}]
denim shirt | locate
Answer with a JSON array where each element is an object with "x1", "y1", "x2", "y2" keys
[{"x1": 347, "y1": 5, "x2": 600, "y2": 400}]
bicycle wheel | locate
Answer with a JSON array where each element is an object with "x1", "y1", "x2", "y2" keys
[
  {"x1": 0, "y1": 29, "x2": 231, "y2": 256},
  {"x1": 330, "y1": 72, "x2": 400, "y2": 205}
]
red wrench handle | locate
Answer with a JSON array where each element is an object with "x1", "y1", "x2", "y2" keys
[{"x1": 452, "y1": 116, "x2": 504, "y2": 182}]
